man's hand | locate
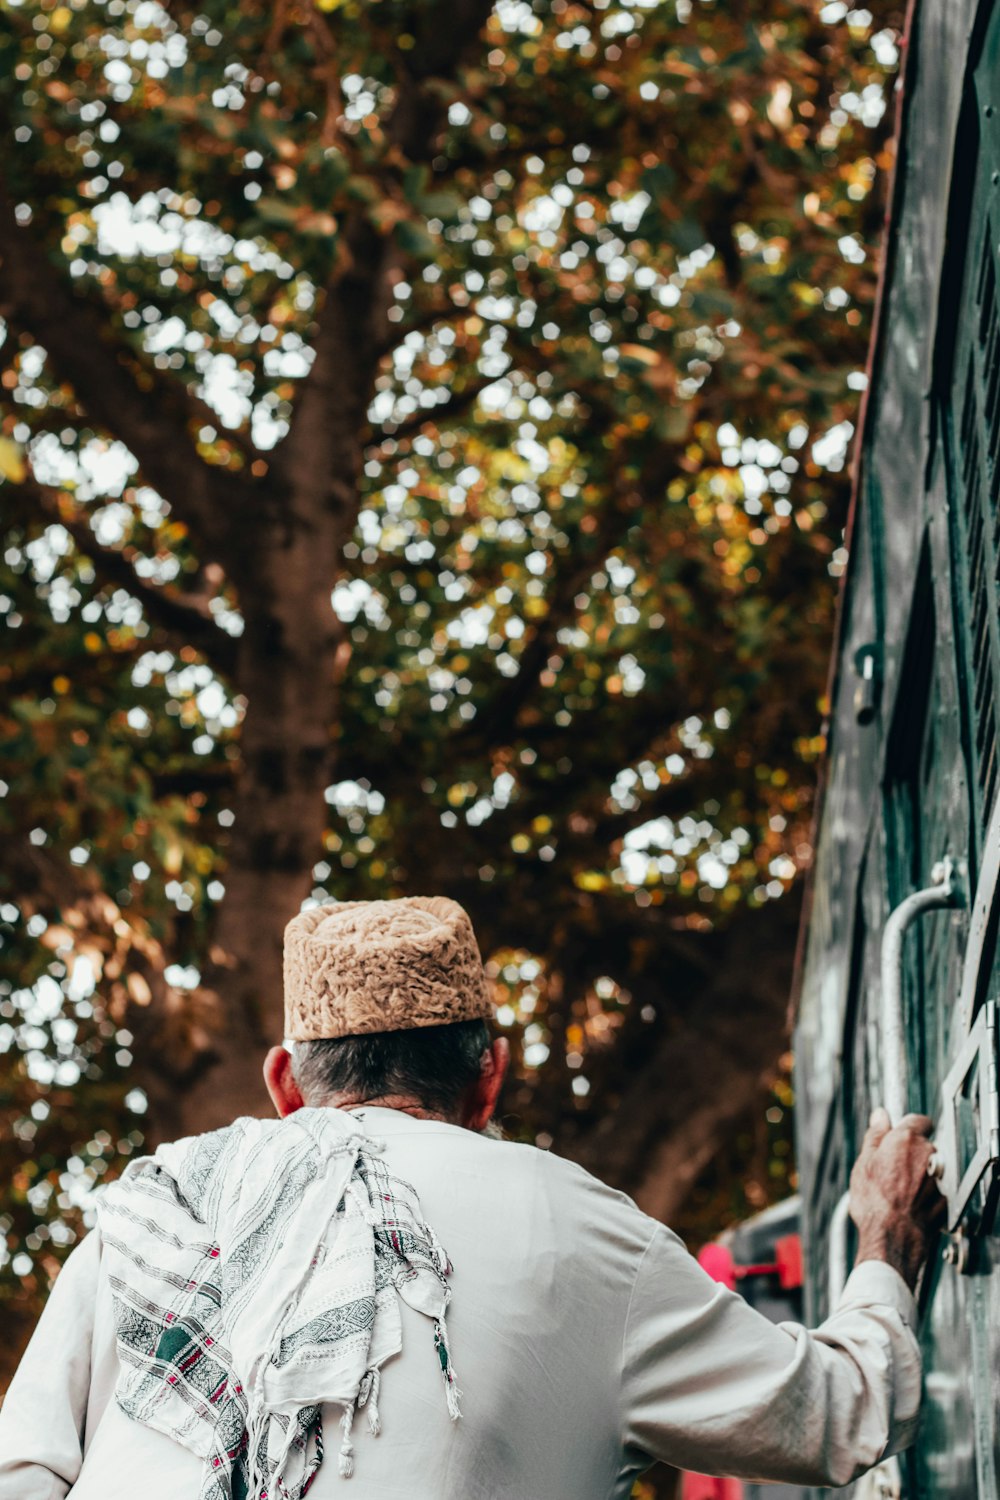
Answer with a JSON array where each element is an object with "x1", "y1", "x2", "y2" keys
[{"x1": 849, "y1": 1108, "x2": 946, "y2": 1290}]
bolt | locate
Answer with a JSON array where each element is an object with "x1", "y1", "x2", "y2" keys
[{"x1": 943, "y1": 1243, "x2": 957, "y2": 1265}]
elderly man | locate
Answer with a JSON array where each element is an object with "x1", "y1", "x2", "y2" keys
[{"x1": 0, "y1": 896, "x2": 939, "y2": 1499}]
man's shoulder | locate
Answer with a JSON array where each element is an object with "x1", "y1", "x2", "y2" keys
[
  {"x1": 532, "y1": 1141, "x2": 661, "y2": 1235},
  {"x1": 425, "y1": 1122, "x2": 662, "y2": 1258}
]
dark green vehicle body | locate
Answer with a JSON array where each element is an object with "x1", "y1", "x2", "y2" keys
[{"x1": 793, "y1": 0, "x2": 1000, "y2": 1494}]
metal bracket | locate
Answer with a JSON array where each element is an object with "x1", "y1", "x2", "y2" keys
[
  {"x1": 935, "y1": 998, "x2": 1000, "y2": 1235},
  {"x1": 853, "y1": 642, "x2": 882, "y2": 724},
  {"x1": 853, "y1": 643, "x2": 881, "y2": 725}
]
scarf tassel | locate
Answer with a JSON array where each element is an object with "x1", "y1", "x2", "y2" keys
[
  {"x1": 338, "y1": 1400, "x2": 356, "y2": 1479},
  {"x1": 358, "y1": 1367, "x2": 382, "y2": 1437},
  {"x1": 434, "y1": 1313, "x2": 463, "y2": 1422}
]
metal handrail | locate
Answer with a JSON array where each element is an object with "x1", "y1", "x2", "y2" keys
[
  {"x1": 879, "y1": 859, "x2": 962, "y2": 1127},
  {"x1": 829, "y1": 859, "x2": 963, "y2": 1310}
]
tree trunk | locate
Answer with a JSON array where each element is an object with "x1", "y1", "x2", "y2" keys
[
  {"x1": 149, "y1": 242, "x2": 383, "y2": 1140},
  {"x1": 156, "y1": 567, "x2": 344, "y2": 1135},
  {"x1": 563, "y1": 894, "x2": 801, "y2": 1220}
]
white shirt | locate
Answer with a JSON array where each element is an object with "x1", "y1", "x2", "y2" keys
[{"x1": 0, "y1": 1108, "x2": 921, "y2": 1499}]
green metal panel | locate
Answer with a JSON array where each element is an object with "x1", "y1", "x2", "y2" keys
[
  {"x1": 794, "y1": 480, "x2": 879, "y2": 1201},
  {"x1": 882, "y1": 536, "x2": 970, "y2": 1117},
  {"x1": 948, "y1": 15, "x2": 1000, "y2": 857}
]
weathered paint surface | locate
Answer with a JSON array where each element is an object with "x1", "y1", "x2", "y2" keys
[{"x1": 794, "y1": 1, "x2": 1000, "y2": 1495}]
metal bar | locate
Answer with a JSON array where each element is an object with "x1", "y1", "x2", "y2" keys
[
  {"x1": 829, "y1": 1189, "x2": 852, "y2": 1307},
  {"x1": 957, "y1": 794, "x2": 1000, "y2": 1035},
  {"x1": 830, "y1": 860, "x2": 963, "y2": 1315},
  {"x1": 880, "y1": 858, "x2": 963, "y2": 1126}
]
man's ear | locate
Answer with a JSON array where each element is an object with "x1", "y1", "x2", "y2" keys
[
  {"x1": 462, "y1": 1036, "x2": 510, "y2": 1133},
  {"x1": 263, "y1": 1045, "x2": 306, "y2": 1118}
]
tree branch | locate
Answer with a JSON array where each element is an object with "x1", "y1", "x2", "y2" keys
[
  {"x1": 370, "y1": 376, "x2": 495, "y2": 444},
  {"x1": 152, "y1": 762, "x2": 236, "y2": 798},
  {"x1": 385, "y1": 0, "x2": 498, "y2": 159},
  {"x1": 372, "y1": 300, "x2": 469, "y2": 362},
  {"x1": 451, "y1": 465, "x2": 650, "y2": 751},
  {"x1": 562, "y1": 893, "x2": 802, "y2": 1216},
  {"x1": 279, "y1": 0, "x2": 496, "y2": 517},
  {"x1": 0, "y1": 184, "x2": 252, "y2": 566},
  {"x1": 27, "y1": 478, "x2": 239, "y2": 677}
]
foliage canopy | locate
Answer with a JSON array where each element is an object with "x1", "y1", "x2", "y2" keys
[{"x1": 0, "y1": 0, "x2": 900, "y2": 1355}]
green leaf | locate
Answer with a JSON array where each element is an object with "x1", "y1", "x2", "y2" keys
[
  {"x1": 664, "y1": 216, "x2": 707, "y2": 255},
  {"x1": 395, "y1": 219, "x2": 437, "y2": 259},
  {"x1": 255, "y1": 197, "x2": 299, "y2": 226}
]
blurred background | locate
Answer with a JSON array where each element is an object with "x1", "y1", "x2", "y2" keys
[{"x1": 0, "y1": 0, "x2": 902, "y2": 1431}]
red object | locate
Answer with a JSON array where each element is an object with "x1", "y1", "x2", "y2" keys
[
  {"x1": 681, "y1": 1473, "x2": 744, "y2": 1500},
  {"x1": 696, "y1": 1241, "x2": 737, "y2": 1290},
  {"x1": 697, "y1": 1235, "x2": 804, "y2": 1293},
  {"x1": 734, "y1": 1261, "x2": 779, "y2": 1279},
  {"x1": 775, "y1": 1232, "x2": 803, "y2": 1290}
]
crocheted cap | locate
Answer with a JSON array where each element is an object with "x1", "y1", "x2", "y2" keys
[{"x1": 283, "y1": 896, "x2": 493, "y2": 1041}]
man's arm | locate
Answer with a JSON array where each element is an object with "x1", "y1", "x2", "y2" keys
[
  {"x1": 622, "y1": 1115, "x2": 941, "y2": 1488},
  {"x1": 0, "y1": 1231, "x2": 101, "y2": 1499}
]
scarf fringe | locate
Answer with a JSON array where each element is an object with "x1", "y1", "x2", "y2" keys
[
  {"x1": 338, "y1": 1401, "x2": 356, "y2": 1479},
  {"x1": 247, "y1": 1400, "x2": 304, "y2": 1499},
  {"x1": 434, "y1": 1310, "x2": 463, "y2": 1423},
  {"x1": 357, "y1": 1367, "x2": 382, "y2": 1437}
]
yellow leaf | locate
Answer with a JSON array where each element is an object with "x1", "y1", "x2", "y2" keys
[
  {"x1": 619, "y1": 343, "x2": 659, "y2": 367},
  {"x1": 0, "y1": 438, "x2": 26, "y2": 484},
  {"x1": 164, "y1": 836, "x2": 183, "y2": 876},
  {"x1": 127, "y1": 973, "x2": 152, "y2": 1006}
]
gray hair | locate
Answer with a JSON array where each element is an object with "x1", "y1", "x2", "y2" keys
[{"x1": 292, "y1": 1018, "x2": 491, "y2": 1115}]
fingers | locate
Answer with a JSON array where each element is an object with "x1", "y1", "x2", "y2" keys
[
  {"x1": 864, "y1": 1109, "x2": 934, "y2": 1148},
  {"x1": 897, "y1": 1112, "x2": 935, "y2": 1137},
  {"x1": 863, "y1": 1107, "x2": 892, "y2": 1150}
]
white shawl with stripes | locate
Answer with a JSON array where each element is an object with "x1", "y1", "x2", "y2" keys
[{"x1": 95, "y1": 1107, "x2": 461, "y2": 1498}]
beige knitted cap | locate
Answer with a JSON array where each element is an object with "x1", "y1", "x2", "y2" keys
[{"x1": 283, "y1": 896, "x2": 493, "y2": 1041}]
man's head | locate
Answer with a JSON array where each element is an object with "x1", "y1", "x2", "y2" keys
[{"x1": 264, "y1": 896, "x2": 508, "y2": 1130}]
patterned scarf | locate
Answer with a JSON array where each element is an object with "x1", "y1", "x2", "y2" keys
[{"x1": 95, "y1": 1107, "x2": 461, "y2": 1499}]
